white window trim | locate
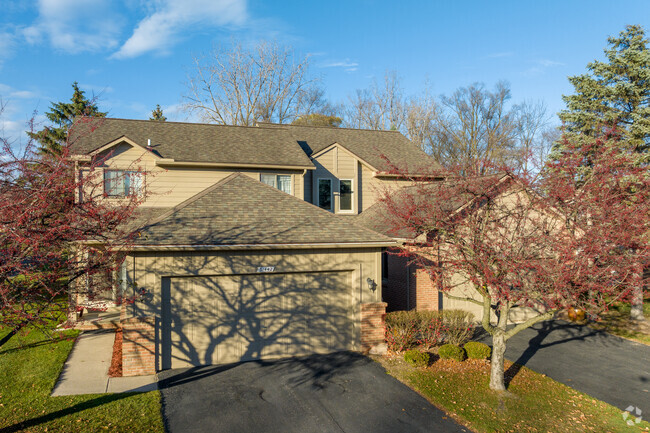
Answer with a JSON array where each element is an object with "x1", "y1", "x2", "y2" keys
[
  {"x1": 104, "y1": 169, "x2": 145, "y2": 198},
  {"x1": 260, "y1": 173, "x2": 292, "y2": 195},
  {"x1": 317, "y1": 178, "x2": 333, "y2": 211},
  {"x1": 338, "y1": 178, "x2": 355, "y2": 214}
]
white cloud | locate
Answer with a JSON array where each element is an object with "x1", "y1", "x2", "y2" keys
[
  {"x1": 24, "y1": 0, "x2": 124, "y2": 53},
  {"x1": 0, "y1": 83, "x2": 40, "y2": 100},
  {"x1": 523, "y1": 59, "x2": 565, "y2": 76},
  {"x1": 537, "y1": 59, "x2": 564, "y2": 67},
  {"x1": 112, "y1": 0, "x2": 247, "y2": 59},
  {"x1": 0, "y1": 32, "x2": 16, "y2": 59},
  {"x1": 320, "y1": 59, "x2": 359, "y2": 72}
]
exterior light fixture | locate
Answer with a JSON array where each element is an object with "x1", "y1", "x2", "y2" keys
[{"x1": 366, "y1": 278, "x2": 376, "y2": 292}]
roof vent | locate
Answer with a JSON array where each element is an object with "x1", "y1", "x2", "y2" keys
[{"x1": 147, "y1": 138, "x2": 151, "y2": 147}]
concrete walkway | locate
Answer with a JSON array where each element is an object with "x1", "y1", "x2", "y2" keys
[{"x1": 52, "y1": 329, "x2": 158, "y2": 396}]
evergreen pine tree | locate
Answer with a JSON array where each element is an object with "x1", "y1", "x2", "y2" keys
[
  {"x1": 556, "y1": 25, "x2": 650, "y2": 165},
  {"x1": 149, "y1": 104, "x2": 167, "y2": 121},
  {"x1": 28, "y1": 82, "x2": 106, "y2": 156}
]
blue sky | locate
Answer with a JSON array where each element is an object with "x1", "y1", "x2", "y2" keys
[{"x1": 1, "y1": 0, "x2": 649, "y2": 145}]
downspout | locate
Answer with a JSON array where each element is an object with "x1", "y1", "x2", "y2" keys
[{"x1": 406, "y1": 262, "x2": 410, "y2": 310}]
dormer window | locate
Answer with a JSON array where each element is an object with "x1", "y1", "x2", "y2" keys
[
  {"x1": 261, "y1": 174, "x2": 291, "y2": 194},
  {"x1": 104, "y1": 170, "x2": 143, "y2": 197}
]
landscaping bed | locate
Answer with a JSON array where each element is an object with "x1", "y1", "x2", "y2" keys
[{"x1": 0, "y1": 320, "x2": 163, "y2": 432}]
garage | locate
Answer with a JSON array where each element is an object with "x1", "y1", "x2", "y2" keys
[{"x1": 160, "y1": 271, "x2": 354, "y2": 369}]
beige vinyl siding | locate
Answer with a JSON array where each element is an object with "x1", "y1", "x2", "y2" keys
[
  {"x1": 311, "y1": 146, "x2": 359, "y2": 214},
  {"x1": 121, "y1": 247, "x2": 383, "y2": 367},
  {"x1": 359, "y1": 165, "x2": 414, "y2": 212},
  {"x1": 92, "y1": 141, "x2": 305, "y2": 207},
  {"x1": 304, "y1": 170, "x2": 312, "y2": 203}
]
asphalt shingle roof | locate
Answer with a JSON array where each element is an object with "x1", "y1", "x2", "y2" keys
[
  {"x1": 135, "y1": 173, "x2": 396, "y2": 246},
  {"x1": 69, "y1": 118, "x2": 314, "y2": 168},
  {"x1": 281, "y1": 124, "x2": 445, "y2": 174},
  {"x1": 69, "y1": 118, "x2": 443, "y2": 173}
]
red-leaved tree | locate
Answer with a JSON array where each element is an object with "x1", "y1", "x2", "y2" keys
[
  {"x1": 0, "y1": 115, "x2": 145, "y2": 347},
  {"x1": 378, "y1": 129, "x2": 649, "y2": 391}
]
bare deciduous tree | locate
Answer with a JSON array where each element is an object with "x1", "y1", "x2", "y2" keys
[
  {"x1": 183, "y1": 41, "x2": 326, "y2": 125},
  {"x1": 345, "y1": 71, "x2": 406, "y2": 130},
  {"x1": 432, "y1": 82, "x2": 519, "y2": 175}
]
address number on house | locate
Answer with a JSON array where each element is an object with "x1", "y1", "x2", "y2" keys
[{"x1": 256, "y1": 266, "x2": 275, "y2": 273}]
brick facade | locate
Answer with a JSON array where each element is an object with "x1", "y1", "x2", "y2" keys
[
  {"x1": 360, "y1": 302, "x2": 387, "y2": 351},
  {"x1": 415, "y1": 267, "x2": 439, "y2": 311},
  {"x1": 121, "y1": 316, "x2": 156, "y2": 377},
  {"x1": 383, "y1": 248, "x2": 441, "y2": 312}
]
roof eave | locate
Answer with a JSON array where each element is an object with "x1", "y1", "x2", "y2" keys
[
  {"x1": 155, "y1": 160, "x2": 315, "y2": 170},
  {"x1": 125, "y1": 241, "x2": 398, "y2": 251}
]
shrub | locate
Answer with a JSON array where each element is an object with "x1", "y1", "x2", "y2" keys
[
  {"x1": 438, "y1": 343, "x2": 466, "y2": 361},
  {"x1": 416, "y1": 311, "x2": 444, "y2": 350},
  {"x1": 404, "y1": 349, "x2": 430, "y2": 367},
  {"x1": 385, "y1": 311, "x2": 418, "y2": 352},
  {"x1": 441, "y1": 310, "x2": 475, "y2": 346},
  {"x1": 464, "y1": 341, "x2": 491, "y2": 359}
]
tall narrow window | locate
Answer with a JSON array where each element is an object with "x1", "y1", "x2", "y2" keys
[
  {"x1": 339, "y1": 179, "x2": 353, "y2": 211},
  {"x1": 261, "y1": 174, "x2": 291, "y2": 194},
  {"x1": 318, "y1": 179, "x2": 332, "y2": 210}
]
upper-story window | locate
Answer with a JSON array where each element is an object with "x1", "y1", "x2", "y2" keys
[
  {"x1": 104, "y1": 170, "x2": 143, "y2": 197},
  {"x1": 318, "y1": 178, "x2": 332, "y2": 210},
  {"x1": 261, "y1": 174, "x2": 291, "y2": 194},
  {"x1": 339, "y1": 179, "x2": 353, "y2": 212}
]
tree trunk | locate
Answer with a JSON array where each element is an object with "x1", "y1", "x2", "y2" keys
[
  {"x1": 0, "y1": 325, "x2": 23, "y2": 349},
  {"x1": 630, "y1": 263, "x2": 645, "y2": 322},
  {"x1": 489, "y1": 331, "x2": 507, "y2": 391}
]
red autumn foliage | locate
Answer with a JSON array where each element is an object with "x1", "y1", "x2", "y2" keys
[
  {"x1": 0, "y1": 116, "x2": 146, "y2": 345},
  {"x1": 377, "y1": 127, "x2": 649, "y2": 390}
]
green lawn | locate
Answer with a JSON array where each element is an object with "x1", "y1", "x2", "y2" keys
[
  {"x1": 0, "y1": 321, "x2": 164, "y2": 433},
  {"x1": 589, "y1": 296, "x2": 650, "y2": 345},
  {"x1": 376, "y1": 355, "x2": 650, "y2": 433}
]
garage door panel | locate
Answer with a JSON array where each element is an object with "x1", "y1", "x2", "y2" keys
[{"x1": 163, "y1": 271, "x2": 354, "y2": 368}]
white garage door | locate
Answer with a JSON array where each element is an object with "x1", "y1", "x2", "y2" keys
[{"x1": 161, "y1": 271, "x2": 354, "y2": 369}]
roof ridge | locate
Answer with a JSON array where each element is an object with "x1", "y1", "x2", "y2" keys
[
  {"x1": 260, "y1": 122, "x2": 404, "y2": 133},
  {"x1": 97, "y1": 117, "x2": 297, "y2": 131}
]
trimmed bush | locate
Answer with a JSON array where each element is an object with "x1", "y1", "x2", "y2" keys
[
  {"x1": 464, "y1": 341, "x2": 491, "y2": 360},
  {"x1": 416, "y1": 311, "x2": 444, "y2": 350},
  {"x1": 438, "y1": 344, "x2": 466, "y2": 361},
  {"x1": 385, "y1": 311, "x2": 418, "y2": 352},
  {"x1": 404, "y1": 349, "x2": 430, "y2": 367},
  {"x1": 440, "y1": 310, "x2": 475, "y2": 346}
]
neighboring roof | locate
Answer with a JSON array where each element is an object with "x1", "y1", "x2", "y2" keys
[
  {"x1": 134, "y1": 173, "x2": 396, "y2": 247},
  {"x1": 69, "y1": 118, "x2": 314, "y2": 169},
  {"x1": 354, "y1": 173, "x2": 510, "y2": 239},
  {"x1": 280, "y1": 124, "x2": 445, "y2": 174}
]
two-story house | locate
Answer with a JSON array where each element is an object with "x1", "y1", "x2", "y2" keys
[{"x1": 70, "y1": 118, "x2": 449, "y2": 373}]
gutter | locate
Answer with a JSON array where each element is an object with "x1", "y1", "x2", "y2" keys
[
  {"x1": 155, "y1": 160, "x2": 315, "y2": 171},
  {"x1": 126, "y1": 241, "x2": 398, "y2": 252}
]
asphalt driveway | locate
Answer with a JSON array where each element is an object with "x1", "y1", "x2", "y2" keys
[
  {"x1": 479, "y1": 320, "x2": 650, "y2": 415},
  {"x1": 158, "y1": 351, "x2": 469, "y2": 433}
]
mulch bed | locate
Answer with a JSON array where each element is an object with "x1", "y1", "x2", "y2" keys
[{"x1": 108, "y1": 328, "x2": 123, "y2": 377}]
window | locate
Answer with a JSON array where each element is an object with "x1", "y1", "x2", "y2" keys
[
  {"x1": 318, "y1": 179, "x2": 332, "y2": 210},
  {"x1": 104, "y1": 170, "x2": 143, "y2": 197},
  {"x1": 261, "y1": 174, "x2": 291, "y2": 194},
  {"x1": 339, "y1": 179, "x2": 353, "y2": 211}
]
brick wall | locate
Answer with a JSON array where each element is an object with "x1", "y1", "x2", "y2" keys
[
  {"x1": 415, "y1": 267, "x2": 439, "y2": 311},
  {"x1": 121, "y1": 316, "x2": 156, "y2": 377},
  {"x1": 360, "y1": 302, "x2": 387, "y2": 351}
]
